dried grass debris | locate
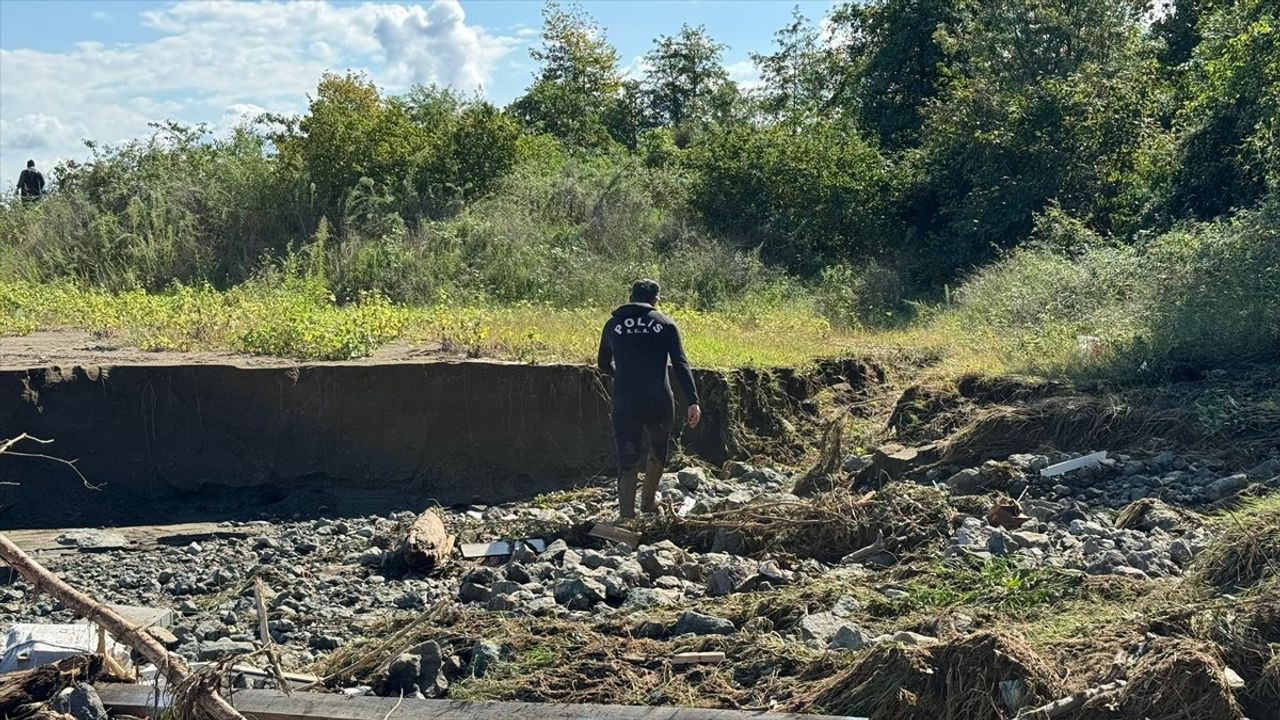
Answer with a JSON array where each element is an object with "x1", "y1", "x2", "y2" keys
[
  {"x1": 1080, "y1": 637, "x2": 1243, "y2": 720},
  {"x1": 645, "y1": 483, "x2": 954, "y2": 563}
]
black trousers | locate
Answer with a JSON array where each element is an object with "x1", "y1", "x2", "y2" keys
[{"x1": 611, "y1": 400, "x2": 673, "y2": 475}]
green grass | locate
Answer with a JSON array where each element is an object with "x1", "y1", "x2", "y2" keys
[
  {"x1": 0, "y1": 278, "x2": 855, "y2": 367},
  {"x1": 2, "y1": 201, "x2": 1274, "y2": 375},
  {"x1": 897, "y1": 556, "x2": 1084, "y2": 614}
]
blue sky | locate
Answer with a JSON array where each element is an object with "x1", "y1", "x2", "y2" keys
[{"x1": 0, "y1": 1, "x2": 836, "y2": 179}]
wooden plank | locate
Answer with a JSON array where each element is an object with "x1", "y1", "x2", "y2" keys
[
  {"x1": 460, "y1": 539, "x2": 546, "y2": 559},
  {"x1": 95, "y1": 684, "x2": 864, "y2": 720},
  {"x1": 1039, "y1": 451, "x2": 1107, "y2": 478},
  {"x1": 4, "y1": 523, "x2": 263, "y2": 557},
  {"x1": 670, "y1": 652, "x2": 725, "y2": 665},
  {"x1": 589, "y1": 523, "x2": 640, "y2": 549}
]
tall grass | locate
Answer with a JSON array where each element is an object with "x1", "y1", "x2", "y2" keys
[{"x1": 919, "y1": 201, "x2": 1280, "y2": 378}]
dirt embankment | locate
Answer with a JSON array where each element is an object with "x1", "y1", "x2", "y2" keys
[{"x1": 0, "y1": 357, "x2": 881, "y2": 528}]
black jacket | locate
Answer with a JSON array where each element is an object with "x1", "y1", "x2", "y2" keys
[
  {"x1": 17, "y1": 168, "x2": 44, "y2": 197},
  {"x1": 597, "y1": 303, "x2": 699, "y2": 411}
]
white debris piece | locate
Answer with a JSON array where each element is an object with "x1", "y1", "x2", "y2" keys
[
  {"x1": 1040, "y1": 451, "x2": 1108, "y2": 478},
  {"x1": 0, "y1": 622, "x2": 131, "y2": 673}
]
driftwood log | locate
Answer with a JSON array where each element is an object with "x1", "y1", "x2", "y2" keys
[
  {"x1": 0, "y1": 533, "x2": 247, "y2": 720},
  {"x1": 0, "y1": 654, "x2": 101, "y2": 718},
  {"x1": 401, "y1": 510, "x2": 454, "y2": 575}
]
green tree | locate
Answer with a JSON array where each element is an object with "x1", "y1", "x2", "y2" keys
[
  {"x1": 642, "y1": 24, "x2": 731, "y2": 130},
  {"x1": 825, "y1": 0, "x2": 966, "y2": 150},
  {"x1": 509, "y1": 2, "x2": 622, "y2": 150},
  {"x1": 601, "y1": 79, "x2": 652, "y2": 150},
  {"x1": 1157, "y1": 0, "x2": 1278, "y2": 220},
  {"x1": 273, "y1": 73, "x2": 428, "y2": 219},
  {"x1": 690, "y1": 122, "x2": 893, "y2": 275},
  {"x1": 903, "y1": 0, "x2": 1162, "y2": 280},
  {"x1": 751, "y1": 7, "x2": 832, "y2": 120},
  {"x1": 415, "y1": 100, "x2": 521, "y2": 218}
]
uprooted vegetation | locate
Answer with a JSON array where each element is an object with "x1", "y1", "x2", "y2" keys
[
  {"x1": 641, "y1": 483, "x2": 955, "y2": 564},
  {"x1": 1195, "y1": 495, "x2": 1280, "y2": 591}
]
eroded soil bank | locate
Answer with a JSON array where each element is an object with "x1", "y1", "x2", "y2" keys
[{"x1": 0, "y1": 358, "x2": 879, "y2": 528}]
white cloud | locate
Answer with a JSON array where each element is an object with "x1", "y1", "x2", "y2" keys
[
  {"x1": 725, "y1": 59, "x2": 763, "y2": 91},
  {"x1": 0, "y1": 114, "x2": 86, "y2": 151},
  {"x1": 0, "y1": 0, "x2": 517, "y2": 175}
]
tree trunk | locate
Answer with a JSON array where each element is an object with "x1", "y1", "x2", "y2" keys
[{"x1": 402, "y1": 510, "x2": 454, "y2": 575}]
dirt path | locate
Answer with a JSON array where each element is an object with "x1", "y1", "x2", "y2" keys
[{"x1": 0, "y1": 329, "x2": 462, "y2": 370}]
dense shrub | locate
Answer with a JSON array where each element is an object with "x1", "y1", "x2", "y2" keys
[{"x1": 940, "y1": 200, "x2": 1280, "y2": 374}]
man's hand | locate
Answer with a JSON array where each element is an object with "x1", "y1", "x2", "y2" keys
[{"x1": 686, "y1": 403, "x2": 702, "y2": 428}]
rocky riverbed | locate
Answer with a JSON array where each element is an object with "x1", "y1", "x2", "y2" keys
[{"x1": 3, "y1": 446, "x2": 1278, "y2": 717}]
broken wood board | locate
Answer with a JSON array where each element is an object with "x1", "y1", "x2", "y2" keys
[
  {"x1": 1039, "y1": 451, "x2": 1107, "y2": 478},
  {"x1": 460, "y1": 539, "x2": 546, "y2": 559},
  {"x1": 670, "y1": 652, "x2": 726, "y2": 665},
  {"x1": 4, "y1": 523, "x2": 264, "y2": 558},
  {"x1": 95, "y1": 685, "x2": 862, "y2": 720},
  {"x1": 589, "y1": 523, "x2": 640, "y2": 548}
]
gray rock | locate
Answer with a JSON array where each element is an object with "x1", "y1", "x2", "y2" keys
[
  {"x1": 621, "y1": 588, "x2": 680, "y2": 610},
  {"x1": 636, "y1": 547, "x2": 679, "y2": 579},
  {"x1": 1150, "y1": 451, "x2": 1176, "y2": 471},
  {"x1": 670, "y1": 610, "x2": 735, "y2": 636},
  {"x1": 842, "y1": 455, "x2": 870, "y2": 473},
  {"x1": 743, "y1": 467, "x2": 786, "y2": 485},
  {"x1": 602, "y1": 575, "x2": 630, "y2": 602},
  {"x1": 829, "y1": 624, "x2": 870, "y2": 651},
  {"x1": 310, "y1": 634, "x2": 342, "y2": 651},
  {"x1": 1246, "y1": 457, "x2": 1280, "y2": 481},
  {"x1": 489, "y1": 580, "x2": 523, "y2": 596},
  {"x1": 888, "y1": 631, "x2": 936, "y2": 646},
  {"x1": 1205, "y1": 473, "x2": 1249, "y2": 500},
  {"x1": 470, "y1": 640, "x2": 501, "y2": 677},
  {"x1": 55, "y1": 530, "x2": 129, "y2": 550},
  {"x1": 710, "y1": 529, "x2": 746, "y2": 555},
  {"x1": 947, "y1": 468, "x2": 983, "y2": 495},
  {"x1": 676, "y1": 467, "x2": 706, "y2": 491},
  {"x1": 393, "y1": 590, "x2": 423, "y2": 609},
  {"x1": 462, "y1": 566, "x2": 499, "y2": 586},
  {"x1": 356, "y1": 547, "x2": 385, "y2": 568},
  {"x1": 798, "y1": 612, "x2": 842, "y2": 643},
  {"x1": 504, "y1": 564, "x2": 533, "y2": 584},
  {"x1": 832, "y1": 595, "x2": 862, "y2": 618},
  {"x1": 706, "y1": 565, "x2": 749, "y2": 597},
  {"x1": 553, "y1": 578, "x2": 606, "y2": 610},
  {"x1": 1010, "y1": 531, "x2": 1050, "y2": 550},
  {"x1": 1168, "y1": 538, "x2": 1194, "y2": 565},
  {"x1": 633, "y1": 620, "x2": 667, "y2": 639},
  {"x1": 987, "y1": 532, "x2": 1010, "y2": 556},
  {"x1": 408, "y1": 640, "x2": 449, "y2": 697},
  {"x1": 458, "y1": 582, "x2": 491, "y2": 604},
  {"x1": 580, "y1": 550, "x2": 608, "y2": 569},
  {"x1": 198, "y1": 638, "x2": 255, "y2": 661},
  {"x1": 58, "y1": 683, "x2": 106, "y2": 720}
]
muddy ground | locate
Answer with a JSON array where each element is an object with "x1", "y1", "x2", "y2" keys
[{"x1": 2, "y1": 352, "x2": 1279, "y2": 720}]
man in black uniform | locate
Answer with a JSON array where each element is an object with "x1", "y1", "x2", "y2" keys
[
  {"x1": 597, "y1": 279, "x2": 701, "y2": 519},
  {"x1": 17, "y1": 160, "x2": 45, "y2": 201}
]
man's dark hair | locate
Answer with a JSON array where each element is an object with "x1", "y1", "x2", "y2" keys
[
  {"x1": 629, "y1": 279, "x2": 660, "y2": 304},
  {"x1": 26, "y1": 160, "x2": 35, "y2": 168}
]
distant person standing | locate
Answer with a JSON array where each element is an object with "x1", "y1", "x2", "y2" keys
[{"x1": 17, "y1": 160, "x2": 45, "y2": 201}]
